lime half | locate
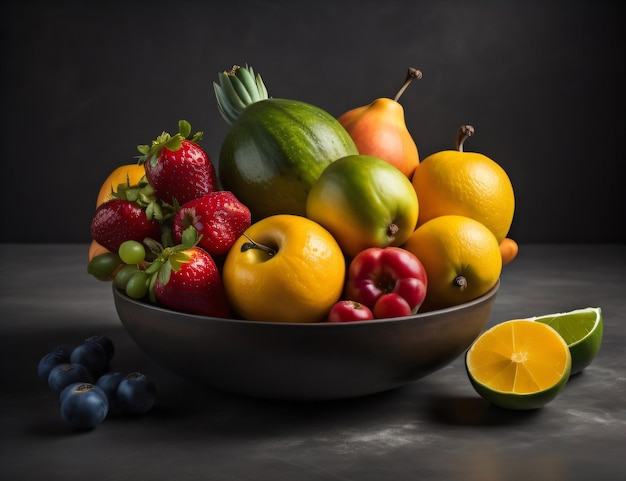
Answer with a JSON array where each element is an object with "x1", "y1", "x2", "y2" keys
[
  {"x1": 466, "y1": 319, "x2": 572, "y2": 410},
  {"x1": 530, "y1": 307, "x2": 603, "y2": 375}
]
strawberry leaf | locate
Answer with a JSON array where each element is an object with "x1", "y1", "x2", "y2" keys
[
  {"x1": 163, "y1": 133, "x2": 183, "y2": 152},
  {"x1": 148, "y1": 272, "x2": 158, "y2": 304},
  {"x1": 160, "y1": 227, "x2": 175, "y2": 249},
  {"x1": 181, "y1": 226, "x2": 200, "y2": 248},
  {"x1": 157, "y1": 258, "x2": 172, "y2": 285},
  {"x1": 178, "y1": 120, "x2": 191, "y2": 139},
  {"x1": 146, "y1": 201, "x2": 165, "y2": 221},
  {"x1": 144, "y1": 258, "x2": 163, "y2": 275},
  {"x1": 137, "y1": 144, "x2": 150, "y2": 155},
  {"x1": 123, "y1": 186, "x2": 140, "y2": 203},
  {"x1": 168, "y1": 251, "x2": 191, "y2": 272}
]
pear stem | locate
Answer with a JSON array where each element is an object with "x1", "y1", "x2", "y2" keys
[
  {"x1": 393, "y1": 67, "x2": 423, "y2": 102},
  {"x1": 455, "y1": 125, "x2": 475, "y2": 152}
]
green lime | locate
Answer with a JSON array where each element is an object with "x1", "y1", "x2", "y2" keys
[
  {"x1": 466, "y1": 319, "x2": 572, "y2": 410},
  {"x1": 530, "y1": 307, "x2": 603, "y2": 375}
]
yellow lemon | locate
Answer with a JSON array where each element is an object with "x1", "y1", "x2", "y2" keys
[
  {"x1": 403, "y1": 215, "x2": 502, "y2": 309},
  {"x1": 222, "y1": 215, "x2": 346, "y2": 323},
  {"x1": 411, "y1": 125, "x2": 514, "y2": 243}
]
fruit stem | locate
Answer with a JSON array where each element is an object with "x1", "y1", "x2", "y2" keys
[
  {"x1": 454, "y1": 276, "x2": 467, "y2": 290},
  {"x1": 241, "y1": 234, "x2": 276, "y2": 257},
  {"x1": 387, "y1": 223, "x2": 399, "y2": 239},
  {"x1": 393, "y1": 67, "x2": 423, "y2": 102},
  {"x1": 455, "y1": 125, "x2": 475, "y2": 152}
]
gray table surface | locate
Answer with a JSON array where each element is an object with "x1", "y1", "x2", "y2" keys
[{"x1": 1, "y1": 243, "x2": 625, "y2": 481}]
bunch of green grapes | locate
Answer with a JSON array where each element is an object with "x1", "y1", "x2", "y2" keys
[{"x1": 87, "y1": 240, "x2": 151, "y2": 299}]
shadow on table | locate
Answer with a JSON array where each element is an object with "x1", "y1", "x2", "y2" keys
[{"x1": 425, "y1": 394, "x2": 542, "y2": 426}]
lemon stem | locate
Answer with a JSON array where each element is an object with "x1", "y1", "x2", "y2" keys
[
  {"x1": 241, "y1": 234, "x2": 276, "y2": 257},
  {"x1": 454, "y1": 276, "x2": 467, "y2": 290},
  {"x1": 393, "y1": 67, "x2": 423, "y2": 102},
  {"x1": 455, "y1": 125, "x2": 475, "y2": 153}
]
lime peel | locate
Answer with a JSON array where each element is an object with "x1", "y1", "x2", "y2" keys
[{"x1": 529, "y1": 307, "x2": 603, "y2": 375}]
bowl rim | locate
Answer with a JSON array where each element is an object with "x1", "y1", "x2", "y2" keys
[{"x1": 113, "y1": 279, "x2": 500, "y2": 328}]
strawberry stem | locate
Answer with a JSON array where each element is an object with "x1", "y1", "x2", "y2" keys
[{"x1": 136, "y1": 120, "x2": 203, "y2": 167}]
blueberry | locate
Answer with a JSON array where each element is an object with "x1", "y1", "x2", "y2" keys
[
  {"x1": 117, "y1": 372, "x2": 157, "y2": 415},
  {"x1": 48, "y1": 363, "x2": 94, "y2": 393},
  {"x1": 60, "y1": 383, "x2": 109, "y2": 429},
  {"x1": 37, "y1": 346, "x2": 70, "y2": 382},
  {"x1": 71, "y1": 342, "x2": 108, "y2": 377},
  {"x1": 95, "y1": 372, "x2": 124, "y2": 406},
  {"x1": 83, "y1": 335, "x2": 115, "y2": 362},
  {"x1": 59, "y1": 382, "x2": 80, "y2": 404}
]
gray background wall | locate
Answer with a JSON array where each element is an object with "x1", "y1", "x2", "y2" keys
[{"x1": 1, "y1": 0, "x2": 624, "y2": 243}]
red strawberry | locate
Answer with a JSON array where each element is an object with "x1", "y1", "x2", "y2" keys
[
  {"x1": 173, "y1": 191, "x2": 251, "y2": 256},
  {"x1": 137, "y1": 120, "x2": 218, "y2": 206},
  {"x1": 152, "y1": 246, "x2": 232, "y2": 318},
  {"x1": 91, "y1": 199, "x2": 161, "y2": 252}
]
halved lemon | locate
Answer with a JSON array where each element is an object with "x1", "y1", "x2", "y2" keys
[
  {"x1": 530, "y1": 307, "x2": 603, "y2": 375},
  {"x1": 466, "y1": 319, "x2": 571, "y2": 410}
]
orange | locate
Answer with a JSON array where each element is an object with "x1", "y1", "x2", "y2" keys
[
  {"x1": 222, "y1": 215, "x2": 346, "y2": 323},
  {"x1": 499, "y1": 237, "x2": 519, "y2": 265},
  {"x1": 88, "y1": 239, "x2": 111, "y2": 261},
  {"x1": 466, "y1": 319, "x2": 572, "y2": 410},
  {"x1": 403, "y1": 215, "x2": 502, "y2": 309},
  {"x1": 96, "y1": 164, "x2": 146, "y2": 208},
  {"x1": 411, "y1": 125, "x2": 514, "y2": 243}
]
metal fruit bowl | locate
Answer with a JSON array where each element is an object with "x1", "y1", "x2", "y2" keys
[{"x1": 113, "y1": 280, "x2": 499, "y2": 401}]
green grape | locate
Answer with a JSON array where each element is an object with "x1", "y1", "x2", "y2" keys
[
  {"x1": 118, "y1": 240, "x2": 146, "y2": 265},
  {"x1": 87, "y1": 253, "x2": 124, "y2": 281},
  {"x1": 114, "y1": 264, "x2": 141, "y2": 289},
  {"x1": 125, "y1": 271, "x2": 150, "y2": 299}
]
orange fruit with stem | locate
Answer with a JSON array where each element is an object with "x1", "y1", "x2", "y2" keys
[
  {"x1": 403, "y1": 215, "x2": 502, "y2": 310},
  {"x1": 412, "y1": 125, "x2": 514, "y2": 243},
  {"x1": 222, "y1": 215, "x2": 346, "y2": 323}
]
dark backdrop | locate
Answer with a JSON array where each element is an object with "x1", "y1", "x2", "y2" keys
[{"x1": 1, "y1": 0, "x2": 624, "y2": 243}]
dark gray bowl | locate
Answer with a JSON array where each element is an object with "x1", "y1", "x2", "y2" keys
[{"x1": 113, "y1": 280, "x2": 499, "y2": 400}]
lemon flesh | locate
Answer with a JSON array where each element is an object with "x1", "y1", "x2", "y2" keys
[{"x1": 466, "y1": 319, "x2": 572, "y2": 410}]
